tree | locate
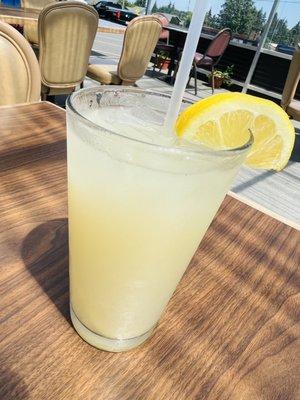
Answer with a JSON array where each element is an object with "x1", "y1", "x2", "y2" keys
[
  {"x1": 135, "y1": 0, "x2": 146, "y2": 7},
  {"x1": 151, "y1": 1, "x2": 158, "y2": 13},
  {"x1": 267, "y1": 13, "x2": 290, "y2": 45},
  {"x1": 205, "y1": 9, "x2": 218, "y2": 28},
  {"x1": 289, "y1": 21, "x2": 300, "y2": 46},
  {"x1": 253, "y1": 8, "x2": 266, "y2": 33},
  {"x1": 155, "y1": 2, "x2": 176, "y2": 14},
  {"x1": 184, "y1": 12, "x2": 192, "y2": 27},
  {"x1": 134, "y1": 0, "x2": 146, "y2": 6},
  {"x1": 168, "y1": 2, "x2": 175, "y2": 13},
  {"x1": 217, "y1": 0, "x2": 260, "y2": 36}
]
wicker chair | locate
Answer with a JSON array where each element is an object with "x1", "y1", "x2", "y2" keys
[
  {"x1": 38, "y1": 1, "x2": 98, "y2": 99},
  {"x1": 87, "y1": 15, "x2": 162, "y2": 86},
  {"x1": 0, "y1": 20, "x2": 40, "y2": 105},
  {"x1": 173, "y1": 28, "x2": 232, "y2": 95},
  {"x1": 22, "y1": 0, "x2": 57, "y2": 46}
]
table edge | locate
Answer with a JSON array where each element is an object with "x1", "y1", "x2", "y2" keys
[
  {"x1": 228, "y1": 191, "x2": 299, "y2": 230},
  {"x1": 0, "y1": 100, "x2": 65, "y2": 112}
]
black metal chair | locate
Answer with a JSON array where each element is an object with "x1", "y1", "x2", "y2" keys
[{"x1": 173, "y1": 28, "x2": 232, "y2": 95}]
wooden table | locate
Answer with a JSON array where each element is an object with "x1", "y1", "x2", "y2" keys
[
  {"x1": 0, "y1": 102, "x2": 299, "y2": 400},
  {"x1": 0, "y1": 6, "x2": 125, "y2": 34}
]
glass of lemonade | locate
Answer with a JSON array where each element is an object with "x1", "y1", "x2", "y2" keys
[{"x1": 66, "y1": 87, "x2": 252, "y2": 352}]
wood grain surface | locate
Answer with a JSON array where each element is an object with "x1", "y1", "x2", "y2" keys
[{"x1": 0, "y1": 102, "x2": 299, "y2": 400}]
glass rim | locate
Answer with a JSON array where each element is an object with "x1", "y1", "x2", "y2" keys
[{"x1": 66, "y1": 86, "x2": 253, "y2": 157}]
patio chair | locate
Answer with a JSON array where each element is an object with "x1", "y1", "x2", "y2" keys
[
  {"x1": 0, "y1": 20, "x2": 40, "y2": 106},
  {"x1": 281, "y1": 43, "x2": 300, "y2": 121},
  {"x1": 87, "y1": 15, "x2": 162, "y2": 86},
  {"x1": 173, "y1": 28, "x2": 232, "y2": 95},
  {"x1": 152, "y1": 13, "x2": 175, "y2": 74},
  {"x1": 22, "y1": 0, "x2": 57, "y2": 46},
  {"x1": 38, "y1": 1, "x2": 98, "y2": 99}
]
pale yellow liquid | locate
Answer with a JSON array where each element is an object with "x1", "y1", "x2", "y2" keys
[{"x1": 67, "y1": 105, "x2": 246, "y2": 351}]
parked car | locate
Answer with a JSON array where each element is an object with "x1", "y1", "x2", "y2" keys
[
  {"x1": 93, "y1": 1, "x2": 137, "y2": 24},
  {"x1": 275, "y1": 44, "x2": 295, "y2": 56}
]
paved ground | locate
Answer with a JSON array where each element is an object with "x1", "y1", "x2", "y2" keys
[
  {"x1": 92, "y1": 31, "x2": 124, "y2": 61},
  {"x1": 91, "y1": 30, "x2": 225, "y2": 101},
  {"x1": 84, "y1": 30, "x2": 300, "y2": 226},
  {"x1": 98, "y1": 18, "x2": 126, "y2": 30}
]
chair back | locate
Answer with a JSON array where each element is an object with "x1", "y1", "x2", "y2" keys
[
  {"x1": 0, "y1": 21, "x2": 40, "y2": 106},
  {"x1": 38, "y1": 1, "x2": 98, "y2": 92},
  {"x1": 117, "y1": 15, "x2": 162, "y2": 84},
  {"x1": 206, "y1": 28, "x2": 232, "y2": 60},
  {"x1": 21, "y1": 0, "x2": 54, "y2": 10},
  {"x1": 153, "y1": 12, "x2": 169, "y2": 41},
  {"x1": 22, "y1": 0, "x2": 57, "y2": 44},
  {"x1": 22, "y1": 0, "x2": 55, "y2": 9},
  {"x1": 281, "y1": 44, "x2": 300, "y2": 110},
  {"x1": 153, "y1": 13, "x2": 169, "y2": 27}
]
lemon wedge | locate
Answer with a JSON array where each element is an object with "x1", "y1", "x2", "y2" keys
[{"x1": 175, "y1": 92, "x2": 295, "y2": 171}]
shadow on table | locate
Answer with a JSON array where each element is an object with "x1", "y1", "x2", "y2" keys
[
  {"x1": 290, "y1": 133, "x2": 300, "y2": 162},
  {"x1": 232, "y1": 170, "x2": 275, "y2": 193},
  {"x1": 0, "y1": 364, "x2": 29, "y2": 400},
  {"x1": 21, "y1": 218, "x2": 70, "y2": 324}
]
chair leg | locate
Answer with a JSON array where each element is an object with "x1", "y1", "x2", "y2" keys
[
  {"x1": 187, "y1": 61, "x2": 194, "y2": 86},
  {"x1": 158, "y1": 54, "x2": 169, "y2": 73},
  {"x1": 172, "y1": 61, "x2": 179, "y2": 85},
  {"x1": 158, "y1": 55, "x2": 164, "y2": 73},
  {"x1": 211, "y1": 65, "x2": 215, "y2": 95},
  {"x1": 193, "y1": 61, "x2": 197, "y2": 96},
  {"x1": 122, "y1": 80, "x2": 135, "y2": 86},
  {"x1": 152, "y1": 52, "x2": 157, "y2": 76}
]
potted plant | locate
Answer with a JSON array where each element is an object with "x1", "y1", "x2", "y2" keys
[
  {"x1": 156, "y1": 51, "x2": 171, "y2": 70},
  {"x1": 208, "y1": 65, "x2": 234, "y2": 88}
]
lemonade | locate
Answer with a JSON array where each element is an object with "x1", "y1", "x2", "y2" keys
[{"x1": 66, "y1": 88, "x2": 251, "y2": 352}]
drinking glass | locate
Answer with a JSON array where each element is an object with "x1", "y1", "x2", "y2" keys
[{"x1": 66, "y1": 87, "x2": 252, "y2": 352}]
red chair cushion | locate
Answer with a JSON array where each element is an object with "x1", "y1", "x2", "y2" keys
[{"x1": 194, "y1": 52, "x2": 213, "y2": 65}]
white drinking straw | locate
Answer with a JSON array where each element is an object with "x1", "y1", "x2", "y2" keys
[{"x1": 164, "y1": 0, "x2": 211, "y2": 130}]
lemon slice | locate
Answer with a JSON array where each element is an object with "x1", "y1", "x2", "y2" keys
[{"x1": 175, "y1": 92, "x2": 295, "y2": 171}]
